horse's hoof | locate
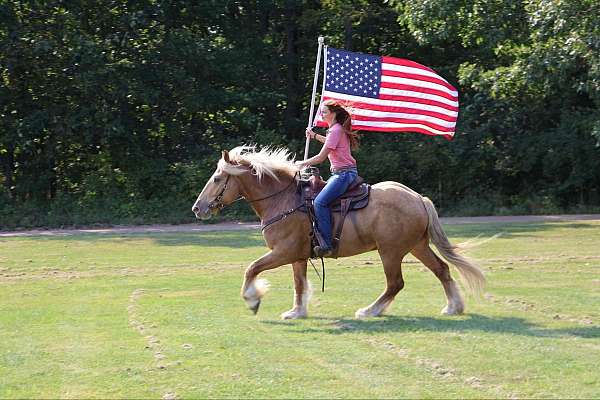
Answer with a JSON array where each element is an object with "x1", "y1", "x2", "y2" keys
[
  {"x1": 441, "y1": 305, "x2": 463, "y2": 315},
  {"x1": 281, "y1": 309, "x2": 307, "y2": 320},
  {"x1": 249, "y1": 300, "x2": 261, "y2": 315},
  {"x1": 355, "y1": 308, "x2": 371, "y2": 319}
]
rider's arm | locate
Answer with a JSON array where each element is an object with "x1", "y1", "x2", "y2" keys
[
  {"x1": 306, "y1": 128, "x2": 326, "y2": 144},
  {"x1": 313, "y1": 132, "x2": 326, "y2": 144},
  {"x1": 302, "y1": 144, "x2": 331, "y2": 166}
]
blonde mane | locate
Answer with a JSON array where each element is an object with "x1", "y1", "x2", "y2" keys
[{"x1": 217, "y1": 145, "x2": 300, "y2": 181}]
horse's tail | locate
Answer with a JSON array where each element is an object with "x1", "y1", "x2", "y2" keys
[{"x1": 422, "y1": 196, "x2": 486, "y2": 295}]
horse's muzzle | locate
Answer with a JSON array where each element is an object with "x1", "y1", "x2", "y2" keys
[{"x1": 192, "y1": 204, "x2": 212, "y2": 220}]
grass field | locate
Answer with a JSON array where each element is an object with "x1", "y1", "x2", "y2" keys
[{"x1": 1, "y1": 221, "x2": 599, "y2": 398}]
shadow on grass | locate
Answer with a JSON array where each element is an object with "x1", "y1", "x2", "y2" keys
[
  {"x1": 150, "y1": 232, "x2": 264, "y2": 248},
  {"x1": 263, "y1": 313, "x2": 600, "y2": 339},
  {"x1": 16, "y1": 231, "x2": 265, "y2": 248},
  {"x1": 6, "y1": 221, "x2": 598, "y2": 249}
]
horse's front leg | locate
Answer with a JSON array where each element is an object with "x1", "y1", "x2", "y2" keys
[
  {"x1": 241, "y1": 250, "x2": 290, "y2": 314},
  {"x1": 281, "y1": 260, "x2": 312, "y2": 320}
]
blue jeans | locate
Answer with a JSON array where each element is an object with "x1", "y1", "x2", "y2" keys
[{"x1": 314, "y1": 167, "x2": 358, "y2": 249}]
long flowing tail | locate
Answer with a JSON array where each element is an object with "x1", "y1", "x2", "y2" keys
[{"x1": 422, "y1": 196, "x2": 486, "y2": 295}]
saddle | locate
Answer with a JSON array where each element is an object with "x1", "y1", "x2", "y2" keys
[{"x1": 298, "y1": 167, "x2": 371, "y2": 258}]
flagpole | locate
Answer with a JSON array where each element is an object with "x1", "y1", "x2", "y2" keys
[
  {"x1": 311, "y1": 44, "x2": 328, "y2": 127},
  {"x1": 304, "y1": 36, "x2": 324, "y2": 160}
]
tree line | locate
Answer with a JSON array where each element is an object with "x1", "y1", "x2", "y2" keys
[{"x1": 1, "y1": 0, "x2": 599, "y2": 228}]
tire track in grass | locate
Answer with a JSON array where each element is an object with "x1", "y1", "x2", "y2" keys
[
  {"x1": 363, "y1": 336, "x2": 519, "y2": 399},
  {"x1": 127, "y1": 288, "x2": 179, "y2": 400},
  {"x1": 271, "y1": 317, "x2": 513, "y2": 398},
  {"x1": 483, "y1": 293, "x2": 595, "y2": 326}
]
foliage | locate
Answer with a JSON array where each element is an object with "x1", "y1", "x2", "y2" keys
[{"x1": 1, "y1": 0, "x2": 600, "y2": 228}]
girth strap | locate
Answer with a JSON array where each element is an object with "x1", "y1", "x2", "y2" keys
[{"x1": 331, "y1": 198, "x2": 353, "y2": 258}]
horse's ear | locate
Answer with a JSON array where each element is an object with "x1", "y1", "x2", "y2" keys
[{"x1": 222, "y1": 150, "x2": 230, "y2": 163}]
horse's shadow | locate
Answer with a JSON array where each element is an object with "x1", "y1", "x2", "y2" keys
[{"x1": 263, "y1": 314, "x2": 600, "y2": 339}]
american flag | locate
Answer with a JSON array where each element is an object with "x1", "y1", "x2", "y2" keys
[{"x1": 314, "y1": 47, "x2": 459, "y2": 140}]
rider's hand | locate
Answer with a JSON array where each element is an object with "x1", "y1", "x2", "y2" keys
[
  {"x1": 295, "y1": 160, "x2": 309, "y2": 169},
  {"x1": 305, "y1": 128, "x2": 316, "y2": 139}
]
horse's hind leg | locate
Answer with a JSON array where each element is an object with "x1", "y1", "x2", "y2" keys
[
  {"x1": 355, "y1": 247, "x2": 407, "y2": 319},
  {"x1": 411, "y1": 239, "x2": 464, "y2": 315},
  {"x1": 281, "y1": 260, "x2": 312, "y2": 320}
]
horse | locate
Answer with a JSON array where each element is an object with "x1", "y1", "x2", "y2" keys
[{"x1": 192, "y1": 145, "x2": 485, "y2": 319}]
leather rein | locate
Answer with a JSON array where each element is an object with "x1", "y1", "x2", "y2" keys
[{"x1": 208, "y1": 170, "x2": 303, "y2": 230}]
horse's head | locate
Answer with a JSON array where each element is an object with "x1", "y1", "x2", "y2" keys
[{"x1": 192, "y1": 150, "x2": 244, "y2": 220}]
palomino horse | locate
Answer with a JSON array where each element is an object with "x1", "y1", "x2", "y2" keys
[{"x1": 192, "y1": 146, "x2": 485, "y2": 319}]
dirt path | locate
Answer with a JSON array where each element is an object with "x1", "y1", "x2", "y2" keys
[{"x1": 1, "y1": 214, "x2": 599, "y2": 237}]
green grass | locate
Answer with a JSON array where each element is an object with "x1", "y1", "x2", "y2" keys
[{"x1": 1, "y1": 222, "x2": 599, "y2": 398}]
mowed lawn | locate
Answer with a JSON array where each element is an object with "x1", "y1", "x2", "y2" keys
[{"x1": 1, "y1": 221, "x2": 599, "y2": 399}]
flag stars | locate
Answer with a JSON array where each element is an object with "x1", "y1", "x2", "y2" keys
[{"x1": 325, "y1": 49, "x2": 380, "y2": 99}]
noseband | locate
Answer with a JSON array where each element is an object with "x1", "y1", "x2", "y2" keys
[{"x1": 207, "y1": 170, "x2": 298, "y2": 210}]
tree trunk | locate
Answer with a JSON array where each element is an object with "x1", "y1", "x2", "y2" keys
[
  {"x1": 1, "y1": 145, "x2": 15, "y2": 198},
  {"x1": 344, "y1": 15, "x2": 353, "y2": 51}
]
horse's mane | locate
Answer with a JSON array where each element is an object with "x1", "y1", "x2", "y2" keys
[{"x1": 218, "y1": 145, "x2": 300, "y2": 181}]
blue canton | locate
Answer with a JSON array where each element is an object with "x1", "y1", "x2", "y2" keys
[{"x1": 325, "y1": 47, "x2": 382, "y2": 99}]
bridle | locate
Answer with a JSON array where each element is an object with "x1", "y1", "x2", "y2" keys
[
  {"x1": 207, "y1": 169, "x2": 299, "y2": 211},
  {"x1": 207, "y1": 174, "x2": 232, "y2": 211}
]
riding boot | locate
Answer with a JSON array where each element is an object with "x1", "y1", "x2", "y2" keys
[{"x1": 313, "y1": 245, "x2": 333, "y2": 258}]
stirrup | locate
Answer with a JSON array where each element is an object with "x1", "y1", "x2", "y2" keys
[{"x1": 313, "y1": 245, "x2": 333, "y2": 258}]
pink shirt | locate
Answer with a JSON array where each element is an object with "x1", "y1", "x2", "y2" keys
[{"x1": 324, "y1": 123, "x2": 356, "y2": 171}]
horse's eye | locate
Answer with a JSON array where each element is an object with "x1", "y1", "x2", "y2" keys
[{"x1": 213, "y1": 177, "x2": 221, "y2": 183}]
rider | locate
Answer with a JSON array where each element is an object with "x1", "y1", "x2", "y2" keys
[{"x1": 296, "y1": 100, "x2": 360, "y2": 257}]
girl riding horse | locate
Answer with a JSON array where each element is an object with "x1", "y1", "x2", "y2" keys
[{"x1": 296, "y1": 100, "x2": 360, "y2": 257}]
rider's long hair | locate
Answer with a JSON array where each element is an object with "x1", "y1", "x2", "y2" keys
[{"x1": 323, "y1": 100, "x2": 360, "y2": 150}]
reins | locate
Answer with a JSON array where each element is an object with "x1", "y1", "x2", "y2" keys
[
  {"x1": 208, "y1": 168, "x2": 326, "y2": 291},
  {"x1": 247, "y1": 171, "x2": 298, "y2": 204}
]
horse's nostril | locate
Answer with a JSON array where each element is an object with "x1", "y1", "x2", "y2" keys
[{"x1": 192, "y1": 206, "x2": 199, "y2": 213}]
